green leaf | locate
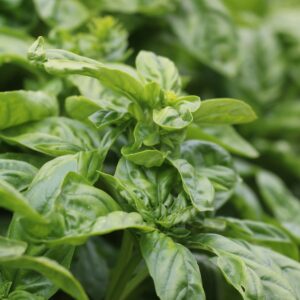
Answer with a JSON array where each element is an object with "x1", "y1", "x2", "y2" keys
[
  {"x1": 193, "y1": 98, "x2": 257, "y2": 125},
  {"x1": 0, "y1": 179, "x2": 45, "y2": 222},
  {"x1": 7, "y1": 291, "x2": 45, "y2": 300},
  {"x1": 136, "y1": 50, "x2": 181, "y2": 93},
  {"x1": 170, "y1": 158, "x2": 215, "y2": 212},
  {"x1": 153, "y1": 106, "x2": 193, "y2": 130},
  {"x1": 189, "y1": 234, "x2": 300, "y2": 300},
  {"x1": 226, "y1": 27, "x2": 284, "y2": 107},
  {"x1": 256, "y1": 170, "x2": 300, "y2": 242},
  {"x1": 231, "y1": 183, "x2": 264, "y2": 221},
  {"x1": 28, "y1": 37, "x2": 144, "y2": 104},
  {"x1": 101, "y1": 159, "x2": 197, "y2": 227},
  {"x1": 140, "y1": 231, "x2": 205, "y2": 300},
  {"x1": 0, "y1": 28, "x2": 36, "y2": 72},
  {"x1": 0, "y1": 90, "x2": 58, "y2": 130},
  {"x1": 42, "y1": 211, "x2": 150, "y2": 246},
  {"x1": 203, "y1": 217, "x2": 298, "y2": 259},
  {"x1": 0, "y1": 159, "x2": 38, "y2": 191},
  {"x1": 0, "y1": 256, "x2": 88, "y2": 300},
  {"x1": 0, "y1": 236, "x2": 27, "y2": 258},
  {"x1": 121, "y1": 147, "x2": 166, "y2": 168},
  {"x1": 98, "y1": 0, "x2": 175, "y2": 15},
  {"x1": 33, "y1": 0, "x2": 89, "y2": 29},
  {"x1": 65, "y1": 95, "x2": 101, "y2": 121},
  {"x1": 178, "y1": 140, "x2": 239, "y2": 208},
  {"x1": 89, "y1": 110, "x2": 127, "y2": 129},
  {"x1": 187, "y1": 124, "x2": 259, "y2": 158},
  {"x1": 0, "y1": 117, "x2": 101, "y2": 156},
  {"x1": 169, "y1": 0, "x2": 239, "y2": 76}
]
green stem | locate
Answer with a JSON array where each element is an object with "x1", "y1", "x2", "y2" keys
[{"x1": 105, "y1": 231, "x2": 141, "y2": 300}]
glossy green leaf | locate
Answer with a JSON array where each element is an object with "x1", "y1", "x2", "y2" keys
[
  {"x1": 140, "y1": 231, "x2": 205, "y2": 300},
  {"x1": 43, "y1": 211, "x2": 150, "y2": 246},
  {"x1": 189, "y1": 234, "x2": 300, "y2": 300},
  {"x1": 203, "y1": 217, "x2": 298, "y2": 259},
  {"x1": 193, "y1": 98, "x2": 257, "y2": 125},
  {"x1": 0, "y1": 159, "x2": 38, "y2": 191},
  {"x1": 136, "y1": 50, "x2": 181, "y2": 93},
  {"x1": 153, "y1": 106, "x2": 193, "y2": 130},
  {"x1": 257, "y1": 170, "x2": 300, "y2": 242},
  {"x1": 178, "y1": 140, "x2": 239, "y2": 208},
  {"x1": 0, "y1": 179, "x2": 45, "y2": 222},
  {"x1": 0, "y1": 256, "x2": 88, "y2": 300},
  {"x1": 0, "y1": 90, "x2": 58, "y2": 130},
  {"x1": 121, "y1": 147, "x2": 166, "y2": 168},
  {"x1": 170, "y1": 158, "x2": 215, "y2": 212},
  {"x1": 0, "y1": 117, "x2": 101, "y2": 156},
  {"x1": 89, "y1": 110, "x2": 127, "y2": 129},
  {"x1": 28, "y1": 37, "x2": 144, "y2": 103},
  {"x1": 187, "y1": 124, "x2": 258, "y2": 158}
]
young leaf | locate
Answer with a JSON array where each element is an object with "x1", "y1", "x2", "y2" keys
[
  {"x1": 192, "y1": 98, "x2": 257, "y2": 125},
  {"x1": 136, "y1": 50, "x2": 181, "y2": 93},
  {"x1": 28, "y1": 37, "x2": 145, "y2": 103},
  {"x1": 140, "y1": 231, "x2": 205, "y2": 300}
]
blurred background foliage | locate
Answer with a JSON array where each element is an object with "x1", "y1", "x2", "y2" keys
[{"x1": 1, "y1": 0, "x2": 300, "y2": 298}]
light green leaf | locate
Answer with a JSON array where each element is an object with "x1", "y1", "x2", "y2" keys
[
  {"x1": 227, "y1": 27, "x2": 284, "y2": 106},
  {"x1": 0, "y1": 159, "x2": 38, "y2": 191},
  {"x1": 136, "y1": 50, "x2": 181, "y2": 92},
  {"x1": 140, "y1": 231, "x2": 205, "y2": 300},
  {"x1": 0, "y1": 179, "x2": 45, "y2": 223},
  {"x1": 0, "y1": 28, "x2": 36, "y2": 72},
  {"x1": 98, "y1": 0, "x2": 175, "y2": 15},
  {"x1": 187, "y1": 124, "x2": 258, "y2": 158},
  {"x1": 65, "y1": 95, "x2": 101, "y2": 121},
  {"x1": 193, "y1": 98, "x2": 257, "y2": 125},
  {"x1": 29, "y1": 37, "x2": 144, "y2": 104},
  {"x1": 169, "y1": 0, "x2": 239, "y2": 76},
  {"x1": 121, "y1": 147, "x2": 166, "y2": 168},
  {"x1": 7, "y1": 291, "x2": 45, "y2": 300},
  {"x1": 89, "y1": 110, "x2": 127, "y2": 129},
  {"x1": 0, "y1": 90, "x2": 58, "y2": 130},
  {"x1": 33, "y1": 0, "x2": 89, "y2": 29},
  {"x1": 257, "y1": 170, "x2": 300, "y2": 242},
  {"x1": 0, "y1": 256, "x2": 88, "y2": 300},
  {"x1": 153, "y1": 106, "x2": 193, "y2": 130},
  {"x1": 0, "y1": 236, "x2": 27, "y2": 258},
  {"x1": 0, "y1": 117, "x2": 101, "y2": 156}
]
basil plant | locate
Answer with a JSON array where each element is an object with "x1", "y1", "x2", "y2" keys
[{"x1": 0, "y1": 35, "x2": 300, "y2": 300}]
